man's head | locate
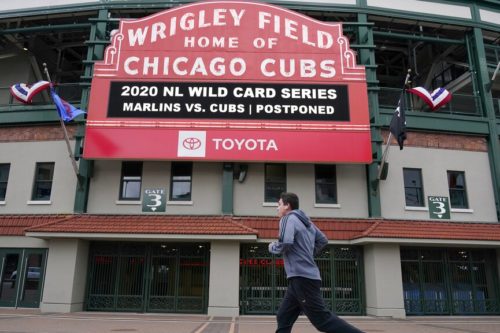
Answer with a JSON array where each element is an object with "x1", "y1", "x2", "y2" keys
[{"x1": 277, "y1": 192, "x2": 299, "y2": 217}]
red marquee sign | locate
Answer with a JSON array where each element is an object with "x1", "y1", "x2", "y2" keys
[{"x1": 84, "y1": 1, "x2": 371, "y2": 163}]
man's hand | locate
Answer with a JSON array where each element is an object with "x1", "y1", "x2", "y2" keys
[{"x1": 268, "y1": 241, "x2": 282, "y2": 254}]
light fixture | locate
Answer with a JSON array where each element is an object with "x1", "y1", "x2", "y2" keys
[
  {"x1": 238, "y1": 164, "x2": 248, "y2": 183},
  {"x1": 22, "y1": 42, "x2": 29, "y2": 51}
]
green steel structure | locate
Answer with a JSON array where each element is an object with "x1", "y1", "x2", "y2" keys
[
  {"x1": 0, "y1": 0, "x2": 500, "y2": 317},
  {"x1": 0, "y1": 0, "x2": 499, "y2": 218}
]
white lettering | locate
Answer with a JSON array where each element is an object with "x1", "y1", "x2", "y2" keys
[
  {"x1": 261, "y1": 59, "x2": 275, "y2": 77},
  {"x1": 258, "y1": 11, "x2": 333, "y2": 49},
  {"x1": 320, "y1": 60, "x2": 336, "y2": 78},
  {"x1": 124, "y1": 57, "x2": 139, "y2": 75},
  {"x1": 125, "y1": 9, "x2": 249, "y2": 47},
  {"x1": 143, "y1": 57, "x2": 158, "y2": 75},
  {"x1": 301, "y1": 59, "x2": 316, "y2": 78},
  {"x1": 212, "y1": 138, "x2": 278, "y2": 151},
  {"x1": 259, "y1": 58, "x2": 336, "y2": 79},
  {"x1": 173, "y1": 57, "x2": 188, "y2": 75},
  {"x1": 123, "y1": 56, "x2": 247, "y2": 77},
  {"x1": 184, "y1": 36, "x2": 239, "y2": 48},
  {"x1": 127, "y1": 27, "x2": 148, "y2": 47},
  {"x1": 151, "y1": 22, "x2": 167, "y2": 43}
]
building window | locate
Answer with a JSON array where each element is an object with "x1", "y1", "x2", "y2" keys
[
  {"x1": 315, "y1": 164, "x2": 337, "y2": 204},
  {"x1": 170, "y1": 162, "x2": 193, "y2": 201},
  {"x1": 0, "y1": 163, "x2": 10, "y2": 201},
  {"x1": 403, "y1": 168, "x2": 424, "y2": 207},
  {"x1": 119, "y1": 161, "x2": 142, "y2": 200},
  {"x1": 31, "y1": 162, "x2": 55, "y2": 201},
  {"x1": 265, "y1": 164, "x2": 286, "y2": 203},
  {"x1": 448, "y1": 170, "x2": 468, "y2": 208}
]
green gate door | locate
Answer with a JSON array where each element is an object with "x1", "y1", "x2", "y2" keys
[
  {"x1": 401, "y1": 247, "x2": 500, "y2": 315},
  {"x1": 147, "y1": 243, "x2": 209, "y2": 313},
  {"x1": 86, "y1": 242, "x2": 209, "y2": 313},
  {"x1": 240, "y1": 244, "x2": 364, "y2": 315}
]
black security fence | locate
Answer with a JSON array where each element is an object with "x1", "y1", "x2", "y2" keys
[
  {"x1": 401, "y1": 247, "x2": 500, "y2": 315},
  {"x1": 86, "y1": 242, "x2": 209, "y2": 313},
  {"x1": 239, "y1": 244, "x2": 364, "y2": 315}
]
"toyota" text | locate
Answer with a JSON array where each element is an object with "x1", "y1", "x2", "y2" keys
[{"x1": 212, "y1": 138, "x2": 278, "y2": 151}]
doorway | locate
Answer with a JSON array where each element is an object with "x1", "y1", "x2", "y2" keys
[
  {"x1": 86, "y1": 242, "x2": 210, "y2": 313},
  {"x1": 0, "y1": 249, "x2": 47, "y2": 308},
  {"x1": 401, "y1": 247, "x2": 500, "y2": 315}
]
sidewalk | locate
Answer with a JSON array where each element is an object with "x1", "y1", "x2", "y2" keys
[{"x1": 0, "y1": 309, "x2": 499, "y2": 333}]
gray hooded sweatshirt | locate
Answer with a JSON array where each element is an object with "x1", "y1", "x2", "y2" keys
[{"x1": 269, "y1": 209, "x2": 328, "y2": 280}]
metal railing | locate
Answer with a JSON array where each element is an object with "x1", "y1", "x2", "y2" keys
[
  {"x1": 1, "y1": 84, "x2": 494, "y2": 118},
  {"x1": 239, "y1": 245, "x2": 364, "y2": 315},
  {"x1": 378, "y1": 87, "x2": 482, "y2": 116},
  {"x1": 0, "y1": 83, "x2": 83, "y2": 108},
  {"x1": 493, "y1": 97, "x2": 500, "y2": 118},
  {"x1": 401, "y1": 247, "x2": 500, "y2": 316}
]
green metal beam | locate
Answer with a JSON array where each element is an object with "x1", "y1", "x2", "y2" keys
[
  {"x1": 73, "y1": 9, "x2": 109, "y2": 213},
  {"x1": 373, "y1": 31, "x2": 463, "y2": 44},
  {"x1": 0, "y1": 23, "x2": 90, "y2": 34},
  {"x1": 356, "y1": 13, "x2": 382, "y2": 218},
  {"x1": 222, "y1": 163, "x2": 234, "y2": 215},
  {"x1": 379, "y1": 111, "x2": 491, "y2": 134},
  {"x1": 470, "y1": 28, "x2": 500, "y2": 221},
  {"x1": 0, "y1": 108, "x2": 60, "y2": 124}
]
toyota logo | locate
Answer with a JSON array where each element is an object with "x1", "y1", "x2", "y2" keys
[{"x1": 183, "y1": 137, "x2": 202, "y2": 150}]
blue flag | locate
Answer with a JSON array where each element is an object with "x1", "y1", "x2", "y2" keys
[{"x1": 50, "y1": 87, "x2": 86, "y2": 122}]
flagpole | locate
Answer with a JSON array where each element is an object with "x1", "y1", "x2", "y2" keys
[
  {"x1": 377, "y1": 69, "x2": 412, "y2": 180},
  {"x1": 492, "y1": 61, "x2": 500, "y2": 81},
  {"x1": 43, "y1": 63, "x2": 81, "y2": 187}
]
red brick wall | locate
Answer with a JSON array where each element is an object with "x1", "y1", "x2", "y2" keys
[
  {"x1": 381, "y1": 130, "x2": 488, "y2": 152},
  {"x1": 0, "y1": 126, "x2": 488, "y2": 152},
  {"x1": 0, "y1": 125, "x2": 77, "y2": 142}
]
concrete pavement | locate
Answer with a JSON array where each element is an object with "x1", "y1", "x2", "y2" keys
[{"x1": 0, "y1": 309, "x2": 500, "y2": 333}]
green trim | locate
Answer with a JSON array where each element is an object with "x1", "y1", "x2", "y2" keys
[
  {"x1": 380, "y1": 111, "x2": 491, "y2": 134},
  {"x1": 0, "y1": 106, "x2": 85, "y2": 124},
  {"x1": 356, "y1": 13, "x2": 382, "y2": 217},
  {"x1": 470, "y1": 28, "x2": 500, "y2": 220},
  {"x1": 1, "y1": 1, "x2": 499, "y2": 31},
  {"x1": 222, "y1": 163, "x2": 234, "y2": 215},
  {"x1": 73, "y1": 9, "x2": 109, "y2": 213},
  {"x1": 0, "y1": 23, "x2": 90, "y2": 34},
  {"x1": 373, "y1": 31, "x2": 463, "y2": 44}
]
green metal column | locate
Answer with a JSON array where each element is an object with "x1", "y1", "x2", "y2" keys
[
  {"x1": 354, "y1": 14, "x2": 382, "y2": 217},
  {"x1": 222, "y1": 163, "x2": 234, "y2": 214},
  {"x1": 470, "y1": 28, "x2": 500, "y2": 221},
  {"x1": 74, "y1": 9, "x2": 109, "y2": 213}
]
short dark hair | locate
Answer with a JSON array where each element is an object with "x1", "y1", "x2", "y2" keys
[{"x1": 280, "y1": 192, "x2": 299, "y2": 210}]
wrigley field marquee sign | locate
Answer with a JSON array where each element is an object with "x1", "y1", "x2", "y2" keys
[{"x1": 84, "y1": 1, "x2": 371, "y2": 162}]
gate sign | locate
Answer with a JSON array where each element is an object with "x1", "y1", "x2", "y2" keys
[
  {"x1": 83, "y1": 1, "x2": 371, "y2": 163},
  {"x1": 142, "y1": 188, "x2": 166, "y2": 212},
  {"x1": 428, "y1": 196, "x2": 451, "y2": 219}
]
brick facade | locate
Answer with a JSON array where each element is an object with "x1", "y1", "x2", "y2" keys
[
  {"x1": 0, "y1": 125, "x2": 77, "y2": 142},
  {"x1": 382, "y1": 130, "x2": 488, "y2": 152}
]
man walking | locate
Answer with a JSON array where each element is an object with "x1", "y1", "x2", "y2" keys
[{"x1": 269, "y1": 192, "x2": 365, "y2": 333}]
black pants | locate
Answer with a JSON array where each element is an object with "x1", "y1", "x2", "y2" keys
[{"x1": 276, "y1": 277, "x2": 365, "y2": 333}]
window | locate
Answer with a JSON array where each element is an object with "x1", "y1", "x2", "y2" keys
[
  {"x1": 448, "y1": 171, "x2": 468, "y2": 208},
  {"x1": 0, "y1": 164, "x2": 10, "y2": 201},
  {"x1": 170, "y1": 162, "x2": 193, "y2": 201},
  {"x1": 31, "y1": 162, "x2": 55, "y2": 201},
  {"x1": 403, "y1": 168, "x2": 424, "y2": 207},
  {"x1": 119, "y1": 161, "x2": 142, "y2": 200},
  {"x1": 315, "y1": 165, "x2": 337, "y2": 204},
  {"x1": 265, "y1": 164, "x2": 286, "y2": 203}
]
